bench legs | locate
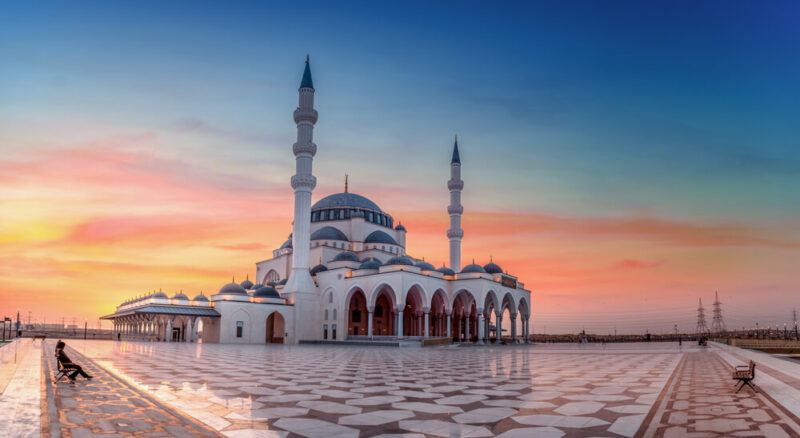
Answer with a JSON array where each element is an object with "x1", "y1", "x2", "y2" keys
[{"x1": 735, "y1": 379, "x2": 757, "y2": 394}]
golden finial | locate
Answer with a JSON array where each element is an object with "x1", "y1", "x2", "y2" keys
[
  {"x1": 490, "y1": 255, "x2": 493, "y2": 263},
  {"x1": 306, "y1": 54, "x2": 310, "y2": 63},
  {"x1": 232, "y1": 275, "x2": 235, "y2": 283},
  {"x1": 246, "y1": 274, "x2": 249, "y2": 281},
  {"x1": 344, "y1": 174, "x2": 349, "y2": 193},
  {"x1": 455, "y1": 134, "x2": 458, "y2": 142},
  {"x1": 319, "y1": 256, "x2": 322, "y2": 265}
]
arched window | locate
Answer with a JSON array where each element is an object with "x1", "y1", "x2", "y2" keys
[
  {"x1": 266, "y1": 270, "x2": 279, "y2": 284},
  {"x1": 329, "y1": 292, "x2": 333, "y2": 303},
  {"x1": 333, "y1": 309, "x2": 337, "y2": 320},
  {"x1": 325, "y1": 309, "x2": 329, "y2": 320}
]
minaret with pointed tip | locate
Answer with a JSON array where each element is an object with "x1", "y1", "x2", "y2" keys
[
  {"x1": 283, "y1": 56, "x2": 319, "y2": 326},
  {"x1": 447, "y1": 136, "x2": 464, "y2": 271}
]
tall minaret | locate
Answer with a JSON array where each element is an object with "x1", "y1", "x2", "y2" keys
[
  {"x1": 284, "y1": 56, "x2": 318, "y2": 311},
  {"x1": 447, "y1": 136, "x2": 464, "y2": 271}
]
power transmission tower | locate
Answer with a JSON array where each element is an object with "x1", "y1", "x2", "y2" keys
[
  {"x1": 696, "y1": 298, "x2": 709, "y2": 335},
  {"x1": 711, "y1": 291, "x2": 726, "y2": 333}
]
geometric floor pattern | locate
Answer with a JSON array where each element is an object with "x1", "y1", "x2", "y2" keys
[
  {"x1": 645, "y1": 351, "x2": 800, "y2": 437},
  {"x1": 71, "y1": 341, "x2": 691, "y2": 437}
]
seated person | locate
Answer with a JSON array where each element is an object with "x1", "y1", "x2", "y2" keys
[{"x1": 55, "y1": 340, "x2": 93, "y2": 383}]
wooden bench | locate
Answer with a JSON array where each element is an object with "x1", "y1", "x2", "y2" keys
[{"x1": 733, "y1": 360, "x2": 757, "y2": 393}]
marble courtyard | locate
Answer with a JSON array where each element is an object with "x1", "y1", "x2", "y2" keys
[{"x1": 2, "y1": 340, "x2": 800, "y2": 437}]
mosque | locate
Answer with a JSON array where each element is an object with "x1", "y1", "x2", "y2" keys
[{"x1": 102, "y1": 59, "x2": 532, "y2": 345}]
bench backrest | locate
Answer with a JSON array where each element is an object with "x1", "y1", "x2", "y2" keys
[{"x1": 749, "y1": 360, "x2": 756, "y2": 377}]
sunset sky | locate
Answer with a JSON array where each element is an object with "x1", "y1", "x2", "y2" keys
[{"x1": 1, "y1": 1, "x2": 799, "y2": 333}]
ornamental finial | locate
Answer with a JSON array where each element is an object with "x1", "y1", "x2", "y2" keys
[
  {"x1": 306, "y1": 54, "x2": 310, "y2": 63},
  {"x1": 344, "y1": 174, "x2": 349, "y2": 193}
]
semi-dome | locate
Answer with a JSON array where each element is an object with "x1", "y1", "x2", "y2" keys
[
  {"x1": 365, "y1": 230, "x2": 397, "y2": 245},
  {"x1": 359, "y1": 258, "x2": 382, "y2": 270},
  {"x1": 415, "y1": 261, "x2": 436, "y2": 271},
  {"x1": 332, "y1": 251, "x2": 360, "y2": 262},
  {"x1": 152, "y1": 292, "x2": 168, "y2": 299},
  {"x1": 253, "y1": 286, "x2": 281, "y2": 299},
  {"x1": 461, "y1": 263, "x2": 487, "y2": 274},
  {"x1": 437, "y1": 266, "x2": 456, "y2": 275},
  {"x1": 172, "y1": 293, "x2": 189, "y2": 301},
  {"x1": 218, "y1": 282, "x2": 247, "y2": 295},
  {"x1": 483, "y1": 262, "x2": 503, "y2": 274},
  {"x1": 310, "y1": 226, "x2": 349, "y2": 241},
  {"x1": 240, "y1": 279, "x2": 254, "y2": 289},
  {"x1": 395, "y1": 223, "x2": 406, "y2": 231},
  {"x1": 279, "y1": 233, "x2": 293, "y2": 249},
  {"x1": 193, "y1": 294, "x2": 209, "y2": 302},
  {"x1": 385, "y1": 255, "x2": 414, "y2": 266},
  {"x1": 310, "y1": 264, "x2": 328, "y2": 276},
  {"x1": 312, "y1": 193, "x2": 382, "y2": 212}
]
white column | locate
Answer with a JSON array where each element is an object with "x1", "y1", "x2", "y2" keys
[
  {"x1": 185, "y1": 319, "x2": 193, "y2": 342},
  {"x1": 524, "y1": 317, "x2": 530, "y2": 343},
  {"x1": 284, "y1": 58, "x2": 318, "y2": 297},
  {"x1": 166, "y1": 319, "x2": 172, "y2": 342},
  {"x1": 496, "y1": 313, "x2": 503, "y2": 343},
  {"x1": 464, "y1": 314, "x2": 471, "y2": 342},
  {"x1": 424, "y1": 311, "x2": 430, "y2": 338},
  {"x1": 368, "y1": 311, "x2": 373, "y2": 339},
  {"x1": 446, "y1": 314, "x2": 452, "y2": 338},
  {"x1": 478, "y1": 313, "x2": 485, "y2": 344},
  {"x1": 397, "y1": 310, "x2": 404, "y2": 339},
  {"x1": 447, "y1": 136, "x2": 464, "y2": 271},
  {"x1": 511, "y1": 315, "x2": 517, "y2": 343}
]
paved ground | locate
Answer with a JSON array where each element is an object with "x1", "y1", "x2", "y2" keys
[
  {"x1": 3, "y1": 339, "x2": 800, "y2": 437},
  {"x1": 41, "y1": 340, "x2": 218, "y2": 437},
  {"x1": 645, "y1": 351, "x2": 800, "y2": 437}
]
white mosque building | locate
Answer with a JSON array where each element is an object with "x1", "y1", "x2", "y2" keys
[{"x1": 102, "y1": 58, "x2": 532, "y2": 345}]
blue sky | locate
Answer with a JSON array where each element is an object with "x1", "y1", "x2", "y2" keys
[{"x1": 1, "y1": 1, "x2": 799, "y2": 331}]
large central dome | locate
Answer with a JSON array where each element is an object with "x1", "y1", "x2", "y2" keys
[{"x1": 311, "y1": 193, "x2": 382, "y2": 212}]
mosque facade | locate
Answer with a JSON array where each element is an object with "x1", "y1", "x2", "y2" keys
[{"x1": 102, "y1": 59, "x2": 532, "y2": 345}]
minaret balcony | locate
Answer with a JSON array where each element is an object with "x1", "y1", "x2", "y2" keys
[
  {"x1": 447, "y1": 179, "x2": 464, "y2": 191},
  {"x1": 291, "y1": 174, "x2": 317, "y2": 190},
  {"x1": 293, "y1": 108, "x2": 318, "y2": 124},
  {"x1": 293, "y1": 141, "x2": 317, "y2": 157},
  {"x1": 446, "y1": 229, "x2": 464, "y2": 238},
  {"x1": 447, "y1": 205, "x2": 464, "y2": 215}
]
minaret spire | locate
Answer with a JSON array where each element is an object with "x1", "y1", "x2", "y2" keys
[
  {"x1": 284, "y1": 56, "x2": 319, "y2": 307},
  {"x1": 447, "y1": 135, "x2": 464, "y2": 271},
  {"x1": 344, "y1": 174, "x2": 349, "y2": 193}
]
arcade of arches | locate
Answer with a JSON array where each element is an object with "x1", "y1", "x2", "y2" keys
[{"x1": 346, "y1": 287, "x2": 531, "y2": 343}]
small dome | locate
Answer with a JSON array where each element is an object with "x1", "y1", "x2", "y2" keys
[
  {"x1": 310, "y1": 264, "x2": 328, "y2": 276},
  {"x1": 311, "y1": 226, "x2": 349, "y2": 241},
  {"x1": 152, "y1": 292, "x2": 168, "y2": 299},
  {"x1": 365, "y1": 230, "x2": 397, "y2": 245},
  {"x1": 277, "y1": 278, "x2": 287, "y2": 285},
  {"x1": 193, "y1": 294, "x2": 209, "y2": 301},
  {"x1": 280, "y1": 233, "x2": 293, "y2": 249},
  {"x1": 253, "y1": 286, "x2": 281, "y2": 298},
  {"x1": 415, "y1": 261, "x2": 436, "y2": 271},
  {"x1": 385, "y1": 256, "x2": 414, "y2": 266},
  {"x1": 332, "y1": 251, "x2": 360, "y2": 262},
  {"x1": 483, "y1": 262, "x2": 503, "y2": 274},
  {"x1": 240, "y1": 279, "x2": 254, "y2": 289},
  {"x1": 172, "y1": 293, "x2": 189, "y2": 301},
  {"x1": 267, "y1": 281, "x2": 276, "y2": 286},
  {"x1": 218, "y1": 282, "x2": 247, "y2": 295},
  {"x1": 437, "y1": 266, "x2": 456, "y2": 275},
  {"x1": 359, "y1": 259, "x2": 382, "y2": 270},
  {"x1": 312, "y1": 192, "x2": 382, "y2": 212},
  {"x1": 461, "y1": 263, "x2": 487, "y2": 274},
  {"x1": 395, "y1": 223, "x2": 406, "y2": 231}
]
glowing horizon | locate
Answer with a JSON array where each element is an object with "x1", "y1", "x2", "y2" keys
[{"x1": 1, "y1": 1, "x2": 799, "y2": 334}]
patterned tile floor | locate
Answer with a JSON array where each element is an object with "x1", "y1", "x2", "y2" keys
[
  {"x1": 70, "y1": 341, "x2": 690, "y2": 437},
  {"x1": 644, "y1": 351, "x2": 800, "y2": 437},
  {"x1": 6, "y1": 340, "x2": 796, "y2": 437}
]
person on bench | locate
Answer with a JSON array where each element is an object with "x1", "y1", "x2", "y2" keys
[{"x1": 56, "y1": 340, "x2": 93, "y2": 383}]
